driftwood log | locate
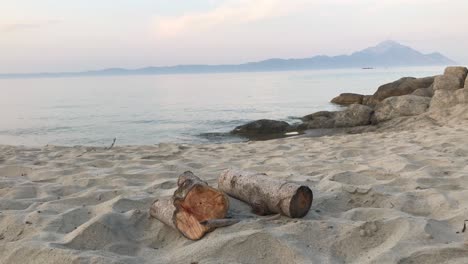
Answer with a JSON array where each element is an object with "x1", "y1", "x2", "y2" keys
[
  {"x1": 218, "y1": 169, "x2": 313, "y2": 218},
  {"x1": 150, "y1": 171, "x2": 235, "y2": 240}
]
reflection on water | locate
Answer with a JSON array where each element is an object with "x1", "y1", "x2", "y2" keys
[{"x1": 0, "y1": 66, "x2": 444, "y2": 146}]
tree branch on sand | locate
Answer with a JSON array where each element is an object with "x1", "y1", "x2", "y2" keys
[
  {"x1": 106, "y1": 137, "x2": 116, "y2": 150},
  {"x1": 76, "y1": 137, "x2": 116, "y2": 157}
]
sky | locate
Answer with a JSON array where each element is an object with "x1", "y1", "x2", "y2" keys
[{"x1": 1, "y1": 0, "x2": 468, "y2": 73}]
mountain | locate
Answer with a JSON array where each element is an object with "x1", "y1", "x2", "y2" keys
[{"x1": 0, "y1": 41, "x2": 456, "y2": 78}]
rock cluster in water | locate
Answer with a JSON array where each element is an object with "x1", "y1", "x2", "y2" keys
[{"x1": 232, "y1": 66, "x2": 468, "y2": 140}]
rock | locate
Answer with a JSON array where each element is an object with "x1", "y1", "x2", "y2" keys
[
  {"x1": 373, "y1": 76, "x2": 435, "y2": 101},
  {"x1": 231, "y1": 119, "x2": 290, "y2": 138},
  {"x1": 301, "y1": 104, "x2": 372, "y2": 129},
  {"x1": 430, "y1": 88, "x2": 468, "y2": 109},
  {"x1": 430, "y1": 90, "x2": 459, "y2": 109},
  {"x1": 411, "y1": 87, "x2": 433, "y2": 97},
  {"x1": 444, "y1": 66, "x2": 468, "y2": 87},
  {"x1": 373, "y1": 95, "x2": 431, "y2": 123},
  {"x1": 362, "y1": 95, "x2": 380, "y2": 108},
  {"x1": 301, "y1": 111, "x2": 335, "y2": 122},
  {"x1": 300, "y1": 111, "x2": 336, "y2": 129},
  {"x1": 362, "y1": 95, "x2": 371, "y2": 105},
  {"x1": 331, "y1": 93, "x2": 364, "y2": 106},
  {"x1": 455, "y1": 88, "x2": 468, "y2": 104},
  {"x1": 433, "y1": 75, "x2": 462, "y2": 91},
  {"x1": 334, "y1": 104, "x2": 373, "y2": 127}
]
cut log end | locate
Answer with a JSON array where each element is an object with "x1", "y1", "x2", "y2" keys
[
  {"x1": 173, "y1": 186, "x2": 229, "y2": 240},
  {"x1": 179, "y1": 185, "x2": 229, "y2": 221},
  {"x1": 173, "y1": 171, "x2": 230, "y2": 240},
  {"x1": 151, "y1": 171, "x2": 231, "y2": 240},
  {"x1": 174, "y1": 209, "x2": 209, "y2": 240},
  {"x1": 289, "y1": 186, "x2": 313, "y2": 218}
]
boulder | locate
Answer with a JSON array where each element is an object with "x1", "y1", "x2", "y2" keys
[
  {"x1": 433, "y1": 75, "x2": 462, "y2": 91},
  {"x1": 430, "y1": 90, "x2": 458, "y2": 109},
  {"x1": 331, "y1": 93, "x2": 364, "y2": 105},
  {"x1": 373, "y1": 76, "x2": 435, "y2": 101},
  {"x1": 411, "y1": 87, "x2": 433, "y2": 97},
  {"x1": 300, "y1": 104, "x2": 372, "y2": 129},
  {"x1": 430, "y1": 88, "x2": 468, "y2": 110},
  {"x1": 362, "y1": 95, "x2": 380, "y2": 108},
  {"x1": 302, "y1": 111, "x2": 335, "y2": 121},
  {"x1": 444, "y1": 66, "x2": 468, "y2": 87},
  {"x1": 455, "y1": 88, "x2": 468, "y2": 104},
  {"x1": 300, "y1": 111, "x2": 336, "y2": 129},
  {"x1": 231, "y1": 119, "x2": 290, "y2": 138},
  {"x1": 373, "y1": 95, "x2": 431, "y2": 123},
  {"x1": 334, "y1": 104, "x2": 373, "y2": 127}
]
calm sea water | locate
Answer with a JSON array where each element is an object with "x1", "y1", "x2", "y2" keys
[{"x1": 0, "y1": 67, "x2": 444, "y2": 146}]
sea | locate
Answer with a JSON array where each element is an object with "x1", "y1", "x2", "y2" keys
[{"x1": 0, "y1": 66, "x2": 445, "y2": 146}]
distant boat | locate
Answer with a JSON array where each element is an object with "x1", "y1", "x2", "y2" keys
[{"x1": 362, "y1": 67, "x2": 374, "y2": 70}]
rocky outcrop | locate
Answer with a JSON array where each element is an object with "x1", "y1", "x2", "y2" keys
[
  {"x1": 372, "y1": 76, "x2": 435, "y2": 101},
  {"x1": 444, "y1": 66, "x2": 468, "y2": 88},
  {"x1": 231, "y1": 119, "x2": 290, "y2": 138},
  {"x1": 331, "y1": 93, "x2": 364, "y2": 106},
  {"x1": 300, "y1": 104, "x2": 372, "y2": 129},
  {"x1": 372, "y1": 95, "x2": 431, "y2": 123},
  {"x1": 231, "y1": 66, "x2": 467, "y2": 141}
]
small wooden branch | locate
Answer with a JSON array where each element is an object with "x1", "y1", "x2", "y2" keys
[
  {"x1": 76, "y1": 147, "x2": 96, "y2": 157},
  {"x1": 258, "y1": 214, "x2": 281, "y2": 221},
  {"x1": 200, "y1": 218, "x2": 240, "y2": 229},
  {"x1": 76, "y1": 138, "x2": 115, "y2": 157},
  {"x1": 218, "y1": 169, "x2": 313, "y2": 218},
  {"x1": 106, "y1": 138, "x2": 116, "y2": 150}
]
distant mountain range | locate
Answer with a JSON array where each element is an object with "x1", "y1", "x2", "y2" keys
[{"x1": 0, "y1": 40, "x2": 456, "y2": 78}]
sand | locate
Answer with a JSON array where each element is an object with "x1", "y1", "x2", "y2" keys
[{"x1": 2, "y1": 108, "x2": 468, "y2": 263}]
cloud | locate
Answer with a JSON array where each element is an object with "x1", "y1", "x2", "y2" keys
[
  {"x1": 0, "y1": 19, "x2": 61, "y2": 33},
  {"x1": 153, "y1": 0, "x2": 303, "y2": 37}
]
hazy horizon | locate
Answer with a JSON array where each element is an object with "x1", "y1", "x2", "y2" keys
[{"x1": 2, "y1": 0, "x2": 468, "y2": 73}]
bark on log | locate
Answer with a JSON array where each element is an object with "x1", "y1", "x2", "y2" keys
[
  {"x1": 218, "y1": 169, "x2": 313, "y2": 218},
  {"x1": 150, "y1": 198, "x2": 176, "y2": 229},
  {"x1": 149, "y1": 171, "x2": 231, "y2": 240}
]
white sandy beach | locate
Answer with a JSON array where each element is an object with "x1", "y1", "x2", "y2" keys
[{"x1": 1, "y1": 104, "x2": 468, "y2": 264}]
